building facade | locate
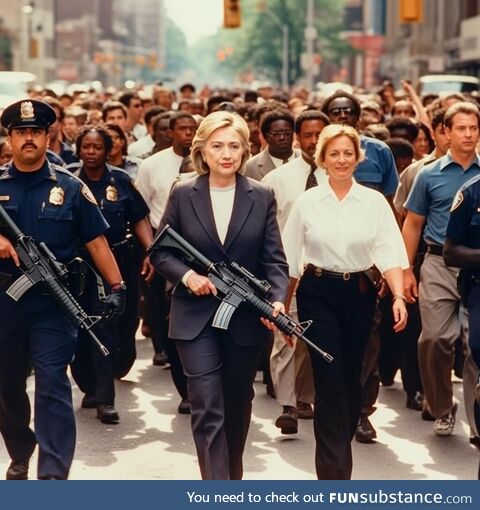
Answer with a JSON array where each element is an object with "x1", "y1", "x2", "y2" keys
[{"x1": 381, "y1": 0, "x2": 480, "y2": 85}]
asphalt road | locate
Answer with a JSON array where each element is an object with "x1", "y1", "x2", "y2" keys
[{"x1": 0, "y1": 335, "x2": 477, "y2": 480}]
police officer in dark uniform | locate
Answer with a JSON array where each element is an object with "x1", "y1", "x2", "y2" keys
[
  {"x1": 0, "y1": 99, "x2": 126, "y2": 480},
  {"x1": 68, "y1": 125, "x2": 153, "y2": 423},
  {"x1": 444, "y1": 175, "x2": 480, "y2": 478}
]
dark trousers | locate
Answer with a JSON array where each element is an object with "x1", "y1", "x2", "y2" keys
[
  {"x1": 0, "y1": 289, "x2": 77, "y2": 479},
  {"x1": 71, "y1": 250, "x2": 140, "y2": 404},
  {"x1": 379, "y1": 296, "x2": 423, "y2": 396},
  {"x1": 113, "y1": 246, "x2": 142, "y2": 379},
  {"x1": 174, "y1": 325, "x2": 262, "y2": 480},
  {"x1": 142, "y1": 274, "x2": 168, "y2": 354},
  {"x1": 296, "y1": 272, "x2": 377, "y2": 480},
  {"x1": 468, "y1": 284, "x2": 480, "y2": 439}
]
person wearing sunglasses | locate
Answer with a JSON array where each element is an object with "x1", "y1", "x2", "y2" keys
[{"x1": 321, "y1": 90, "x2": 399, "y2": 445}]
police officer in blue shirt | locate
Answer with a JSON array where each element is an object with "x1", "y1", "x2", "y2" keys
[
  {"x1": 445, "y1": 174, "x2": 480, "y2": 477},
  {"x1": 68, "y1": 125, "x2": 153, "y2": 424},
  {"x1": 0, "y1": 99, "x2": 126, "y2": 480}
]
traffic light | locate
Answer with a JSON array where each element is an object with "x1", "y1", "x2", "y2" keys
[
  {"x1": 224, "y1": 0, "x2": 241, "y2": 28},
  {"x1": 399, "y1": 0, "x2": 423, "y2": 22}
]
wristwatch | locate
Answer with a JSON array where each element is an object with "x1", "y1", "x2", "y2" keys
[{"x1": 110, "y1": 281, "x2": 127, "y2": 292}]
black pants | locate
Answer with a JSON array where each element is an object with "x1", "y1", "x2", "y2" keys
[
  {"x1": 0, "y1": 289, "x2": 77, "y2": 479},
  {"x1": 71, "y1": 249, "x2": 140, "y2": 404},
  {"x1": 296, "y1": 272, "x2": 377, "y2": 480},
  {"x1": 174, "y1": 325, "x2": 262, "y2": 480},
  {"x1": 141, "y1": 273, "x2": 168, "y2": 354},
  {"x1": 379, "y1": 295, "x2": 423, "y2": 396},
  {"x1": 467, "y1": 284, "x2": 480, "y2": 437}
]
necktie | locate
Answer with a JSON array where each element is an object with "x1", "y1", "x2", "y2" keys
[{"x1": 305, "y1": 165, "x2": 318, "y2": 190}]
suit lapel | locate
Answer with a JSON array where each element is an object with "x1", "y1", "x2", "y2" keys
[
  {"x1": 190, "y1": 175, "x2": 227, "y2": 256},
  {"x1": 223, "y1": 175, "x2": 254, "y2": 251}
]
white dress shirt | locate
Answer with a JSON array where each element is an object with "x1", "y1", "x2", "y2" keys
[
  {"x1": 135, "y1": 147, "x2": 185, "y2": 229},
  {"x1": 282, "y1": 180, "x2": 409, "y2": 278},
  {"x1": 270, "y1": 151, "x2": 298, "y2": 168},
  {"x1": 262, "y1": 157, "x2": 327, "y2": 231},
  {"x1": 128, "y1": 134, "x2": 155, "y2": 158}
]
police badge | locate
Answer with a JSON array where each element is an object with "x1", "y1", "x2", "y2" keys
[
  {"x1": 20, "y1": 101, "x2": 35, "y2": 120},
  {"x1": 49, "y1": 186, "x2": 65, "y2": 206},
  {"x1": 106, "y1": 185, "x2": 118, "y2": 201}
]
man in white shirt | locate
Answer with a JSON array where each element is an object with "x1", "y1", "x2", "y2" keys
[
  {"x1": 246, "y1": 109, "x2": 300, "y2": 181},
  {"x1": 119, "y1": 91, "x2": 147, "y2": 141},
  {"x1": 262, "y1": 110, "x2": 329, "y2": 434},
  {"x1": 135, "y1": 112, "x2": 197, "y2": 409},
  {"x1": 128, "y1": 106, "x2": 166, "y2": 159},
  {"x1": 136, "y1": 112, "x2": 197, "y2": 230}
]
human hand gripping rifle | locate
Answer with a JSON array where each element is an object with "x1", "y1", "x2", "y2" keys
[
  {"x1": 0, "y1": 203, "x2": 109, "y2": 356},
  {"x1": 149, "y1": 225, "x2": 333, "y2": 363}
]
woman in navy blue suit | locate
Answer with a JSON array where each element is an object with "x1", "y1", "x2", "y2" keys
[{"x1": 151, "y1": 111, "x2": 289, "y2": 479}]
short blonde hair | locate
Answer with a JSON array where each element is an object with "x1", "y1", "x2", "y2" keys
[
  {"x1": 315, "y1": 124, "x2": 364, "y2": 168},
  {"x1": 191, "y1": 111, "x2": 251, "y2": 175}
]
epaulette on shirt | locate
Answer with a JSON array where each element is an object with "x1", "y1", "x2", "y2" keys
[{"x1": 107, "y1": 164, "x2": 132, "y2": 180}]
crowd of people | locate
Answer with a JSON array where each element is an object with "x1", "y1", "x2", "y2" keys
[{"x1": 0, "y1": 77, "x2": 479, "y2": 480}]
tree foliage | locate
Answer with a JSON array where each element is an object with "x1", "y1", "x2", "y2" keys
[{"x1": 190, "y1": 0, "x2": 354, "y2": 86}]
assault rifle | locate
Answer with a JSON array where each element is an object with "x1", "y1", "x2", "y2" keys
[
  {"x1": 0, "y1": 203, "x2": 109, "y2": 356},
  {"x1": 149, "y1": 225, "x2": 333, "y2": 363}
]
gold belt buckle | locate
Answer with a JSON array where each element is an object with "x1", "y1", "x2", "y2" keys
[
  {"x1": 342, "y1": 272, "x2": 351, "y2": 281},
  {"x1": 314, "y1": 267, "x2": 323, "y2": 277}
]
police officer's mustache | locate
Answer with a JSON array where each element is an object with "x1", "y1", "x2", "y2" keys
[{"x1": 22, "y1": 143, "x2": 37, "y2": 149}]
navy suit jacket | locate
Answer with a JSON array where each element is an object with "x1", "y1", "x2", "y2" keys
[{"x1": 152, "y1": 173, "x2": 289, "y2": 346}]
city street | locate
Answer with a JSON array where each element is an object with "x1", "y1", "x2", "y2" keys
[{"x1": 0, "y1": 334, "x2": 477, "y2": 481}]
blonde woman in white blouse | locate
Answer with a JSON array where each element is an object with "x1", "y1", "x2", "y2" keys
[{"x1": 282, "y1": 124, "x2": 408, "y2": 480}]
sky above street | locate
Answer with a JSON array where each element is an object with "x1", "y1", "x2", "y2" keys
[{"x1": 163, "y1": 0, "x2": 223, "y2": 45}]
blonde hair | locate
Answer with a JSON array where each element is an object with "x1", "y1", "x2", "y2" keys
[
  {"x1": 191, "y1": 111, "x2": 251, "y2": 175},
  {"x1": 315, "y1": 124, "x2": 364, "y2": 168}
]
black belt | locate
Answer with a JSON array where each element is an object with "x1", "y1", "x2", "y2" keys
[
  {"x1": 427, "y1": 244, "x2": 443, "y2": 256},
  {"x1": 303, "y1": 264, "x2": 362, "y2": 281}
]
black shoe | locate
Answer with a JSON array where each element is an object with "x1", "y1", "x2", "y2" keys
[
  {"x1": 266, "y1": 384, "x2": 276, "y2": 399},
  {"x1": 177, "y1": 398, "x2": 191, "y2": 415},
  {"x1": 275, "y1": 406, "x2": 298, "y2": 434},
  {"x1": 152, "y1": 351, "x2": 168, "y2": 366},
  {"x1": 406, "y1": 391, "x2": 424, "y2": 411},
  {"x1": 470, "y1": 436, "x2": 480, "y2": 449},
  {"x1": 421, "y1": 408, "x2": 435, "y2": 421},
  {"x1": 97, "y1": 404, "x2": 119, "y2": 424},
  {"x1": 6, "y1": 460, "x2": 29, "y2": 480},
  {"x1": 380, "y1": 377, "x2": 395, "y2": 387},
  {"x1": 355, "y1": 416, "x2": 377, "y2": 443},
  {"x1": 81, "y1": 394, "x2": 97, "y2": 409}
]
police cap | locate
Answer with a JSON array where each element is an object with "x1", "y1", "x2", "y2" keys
[{"x1": 0, "y1": 99, "x2": 57, "y2": 131}]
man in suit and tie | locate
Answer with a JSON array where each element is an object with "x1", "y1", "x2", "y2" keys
[
  {"x1": 263, "y1": 110, "x2": 330, "y2": 433},
  {"x1": 246, "y1": 109, "x2": 300, "y2": 181}
]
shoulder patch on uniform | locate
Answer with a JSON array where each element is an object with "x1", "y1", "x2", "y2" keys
[
  {"x1": 81, "y1": 185, "x2": 97, "y2": 204},
  {"x1": 451, "y1": 191, "x2": 464, "y2": 212}
]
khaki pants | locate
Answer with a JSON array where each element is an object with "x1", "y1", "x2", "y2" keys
[
  {"x1": 270, "y1": 296, "x2": 314, "y2": 407},
  {"x1": 418, "y1": 253, "x2": 468, "y2": 418}
]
